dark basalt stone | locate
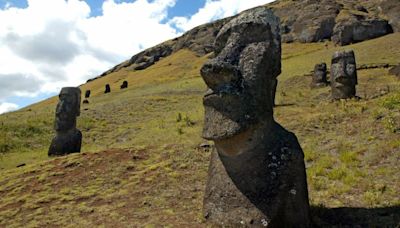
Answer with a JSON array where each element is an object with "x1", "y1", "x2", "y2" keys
[
  {"x1": 331, "y1": 50, "x2": 358, "y2": 99},
  {"x1": 311, "y1": 63, "x2": 329, "y2": 88},
  {"x1": 332, "y1": 18, "x2": 392, "y2": 46},
  {"x1": 48, "y1": 87, "x2": 82, "y2": 157},
  {"x1": 85, "y1": 90, "x2": 91, "y2": 98},
  {"x1": 120, "y1": 81, "x2": 128, "y2": 89},
  {"x1": 104, "y1": 84, "x2": 111, "y2": 94},
  {"x1": 200, "y1": 7, "x2": 310, "y2": 227},
  {"x1": 389, "y1": 65, "x2": 400, "y2": 78}
]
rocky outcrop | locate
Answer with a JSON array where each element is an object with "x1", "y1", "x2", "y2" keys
[
  {"x1": 389, "y1": 65, "x2": 400, "y2": 78},
  {"x1": 88, "y1": 17, "x2": 230, "y2": 81},
  {"x1": 87, "y1": 0, "x2": 399, "y2": 82},
  {"x1": 332, "y1": 13, "x2": 392, "y2": 46},
  {"x1": 271, "y1": 0, "x2": 341, "y2": 43}
]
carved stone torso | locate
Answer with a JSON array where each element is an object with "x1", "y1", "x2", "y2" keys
[
  {"x1": 48, "y1": 87, "x2": 82, "y2": 157},
  {"x1": 200, "y1": 7, "x2": 310, "y2": 227}
]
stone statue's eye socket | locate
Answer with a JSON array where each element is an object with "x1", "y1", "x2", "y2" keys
[{"x1": 332, "y1": 58, "x2": 340, "y2": 64}]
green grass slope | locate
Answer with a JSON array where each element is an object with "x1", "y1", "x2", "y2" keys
[{"x1": 0, "y1": 33, "x2": 399, "y2": 227}]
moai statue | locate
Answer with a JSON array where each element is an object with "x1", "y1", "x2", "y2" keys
[
  {"x1": 48, "y1": 87, "x2": 82, "y2": 156},
  {"x1": 331, "y1": 50, "x2": 358, "y2": 99},
  {"x1": 200, "y1": 8, "x2": 310, "y2": 227},
  {"x1": 120, "y1": 81, "x2": 128, "y2": 89},
  {"x1": 85, "y1": 90, "x2": 91, "y2": 98},
  {"x1": 311, "y1": 63, "x2": 328, "y2": 88},
  {"x1": 105, "y1": 84, "x2": 111, "y2": 94}
]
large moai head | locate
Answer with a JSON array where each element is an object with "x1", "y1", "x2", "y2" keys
[
  {"x1": 331, "y1": 50, "x2": 358, "y2": 99},
  {"x1": 201, "y1": 7, "x2": 281, "y2": 141},
  {"x1": 311, "y1": 62, "x2": 328, "y2": 87},
  {"x1": 55, "y1": 87, "x2": 81, "y2": 132}
]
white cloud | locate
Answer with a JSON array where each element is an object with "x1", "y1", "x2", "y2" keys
[
  {"x1": 0, "y1": 102, "x2": 19, "y2": 114},
  {"x1": 170, "y1": 0, "x2": 274, "y2": 31},
  {"x1": 0, "y1": 0, "x2": 179, "y2": 103}
]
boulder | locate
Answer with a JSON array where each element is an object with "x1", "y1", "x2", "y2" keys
[{"x1": 332, "y1": 16, "x2": 392, "y2": 46}]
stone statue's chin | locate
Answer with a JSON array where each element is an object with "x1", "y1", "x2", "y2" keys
[{"x1": 202, "y1": 106, "x2": 247, "y2": 140}]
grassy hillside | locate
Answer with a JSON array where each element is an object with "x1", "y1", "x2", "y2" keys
[{"x1": 0, "y1": 33, "x2": 399, "y2": 227}]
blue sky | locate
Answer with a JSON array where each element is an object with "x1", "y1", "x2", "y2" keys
[
  {"x1": 0, "y1": 0, "x2": 207, "y2": 17},
  {"x1": 0, "y1": 0, "x2": 273, "y2": 114}
]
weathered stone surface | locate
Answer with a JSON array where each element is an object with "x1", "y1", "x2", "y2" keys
[
  {"x1": 332, "y1": 17, "x2": 392, "y2": 46},
  {"x1": 83, "y1": 99, "x2": 89, "y2": 104},
  {"x1": 201, "y1": 7, "x2": 310, "y2": 227},
  {"x1": 105, "y1": 84, "x2": 111, "y2": 94},
  {"x1": 85, "y1": 90, "x2": 91, "y2": 98},
  {"x1": 120, "y1": 81, "x2": 128, "y2": 89},
  {"x1": 331, "y1": 50, "x2": 358, "y2": 99},
  {"x1": 389, "y1": 65, "x2": 400, "y2": 78},
  {"x1": 48, "y1": 87, "x2": 82, "y2": 156},
  {"x1": 311, "y1": 63, "x2": 328, "y2": 88}
]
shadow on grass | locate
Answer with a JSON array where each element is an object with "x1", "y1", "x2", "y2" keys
[
  {"x1": 275, "y1": 103, "x2": 296, "y2": 107},
  {"x1": 311, "y1": 205, "x2": 400, "y2": 227}
]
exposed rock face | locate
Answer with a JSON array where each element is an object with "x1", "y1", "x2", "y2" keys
[
  {"x1": 201, "y1": 7, "x2": 310, "y2": 227},
  {"x1": 389, "y1": 65, "x2": 400, "y2": 78},
  {"x1": 48, "y1": 87, "x2": 82, "y2": 156},
  {"x1": 83, "y1": 99, "x2": 89, "y2": 104},
  {"x1": 120, "y1": 81, "x2": 128, "y2": 89},
  {"x1": 87, "y1": 0, "x2": 399, "y2": 83},
  {"x1": 311, "y1": 63, "x2": 328, "y2": 88},
  {"x1": 332, "y1": 17, "x2": 392, "y2": 46},
  {"x1": 270, "y1": 0, "x2": 395, "y2": 45},
  {"x1": 85, "y1": 90, "x2": 91, "y2": 98},
  {"x1": 105, "y1": 84, "x2": 111, "y2": 94},
  {"x1": 331, "y1": 50, "x2": 358, "y2": 99},
  {"x1": 272, "y1": 0, "x2": 341, "y2": 43}
]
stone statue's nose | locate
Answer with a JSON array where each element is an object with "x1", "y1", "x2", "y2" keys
[
  {"x1": 56, "y1": 101, "x2": 66, "y2": 114},
  {"x1": 201, "y1": 60, "x2": 241, "y2": 91}
]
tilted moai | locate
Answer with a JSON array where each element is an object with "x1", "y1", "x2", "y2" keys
[
  {"x1": 105, "y1": 84, "x2": 111, "y2": 94},
  {"x1": 120, "y1": 81, "x2": 128, "y2": 89},
  {"x1": 200, "y1": 8, "x2": 310, "y2": 227},
  {"x1": 311, "y1": 63, "x2": 328, "y2": 88},
  {"x1": 331, "y1": 50, "x2": 358, "y2": 99},
  {"x1": 48, "y1": 87, "x2": 82, "y2": 156},
  {"x1": 85, "y1": 90, "x2": 91, "y2": 98}
]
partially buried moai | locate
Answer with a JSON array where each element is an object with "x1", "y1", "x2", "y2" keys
[
  {"x1": 120, "y1": 80, "x2": 128, "y2": 89},
  {"x1": 105, "y1": 84, "x2": 111, "y2": 94},
  {"x1": 331, "y1": 50, "x2": 358, "y2": 99},
  {"x1": 200, "y1": 7, "x2": 310, "y2": 227},
  {"x1": 48, "y1": 87, "x2": 82, "y2": 156},
  {"x1": 85, "y1": 90, "x2": 91, "y2": 98},
  {"x1": 311, "y1": 63, "x2": 328, "y2": 88}
]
